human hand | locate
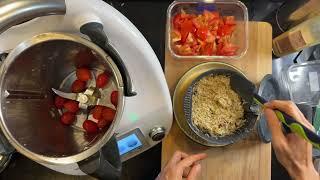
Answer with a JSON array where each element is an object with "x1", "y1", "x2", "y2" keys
[
  {"x1": 264, "y1": 100, "x2": 319, "y2": 180},
  {"x1": 156, "y1": 151, "x2": 207, "y2": 180}
]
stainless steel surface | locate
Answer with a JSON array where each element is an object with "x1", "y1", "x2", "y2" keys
[
  {"x1": 0, "y1": 33, "x2": 125, "y2": 165},
  {"x1": 0, "y1": 0, "x2": 66, "y2": 34},
  {"x1": 0, "y1": 153, "x2": 12, "y2": 173},
  {"x1": 52, "y1": 88, "x2": 78, "y2": 101},
  {"x1": 149, "y1": 127, "x2": 165, "y2": 141}
]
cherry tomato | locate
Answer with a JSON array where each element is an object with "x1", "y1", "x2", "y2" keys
[
  {"x1": 83, "y1": 120, "x2": 99, "y2": 133},
  {"x1": 75, "y1": 49, "x2": 95, "y2": 68},
  {"x1": 76, "y1": 68, "x2": 91, "y2": 82},
  {"x1": 96, "y1": 73, "x2": 109, "y2": 88},
  {"x1": 102, "y1": 107, "x2": 116, "y2": 122},
  {"x1": 110, "y1": 91, "x2": 118, "y2": 107},
  {"x1": 63, "y1": 100, "x2": 79, "y2": 113},
  {"x1": 92, "y1": 105, "x2": 104, "y2": 120},
  {"x1": 71, "y1": 80, "x2": 86, "y2": 93},
  {"x1": 60, "y1": 112, "x2": 76, "y2": 125},
  {"x1": 55, "y1": 96, "x2": 66, "y2": 109},
  {"x1": 97, "y1": 118, "x2": 112, "y2": 129}
]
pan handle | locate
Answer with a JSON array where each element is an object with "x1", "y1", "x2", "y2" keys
[
  {"x1": 0, "y1": 0, "x2": 66, "y2": 34},
  {"x1": 80, "y1": 22, "x2": 136, "y2": 97}
]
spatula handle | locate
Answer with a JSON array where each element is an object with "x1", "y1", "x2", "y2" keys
[{"x1": 253, "y1": 94, "x2": 320, "y2": 149}]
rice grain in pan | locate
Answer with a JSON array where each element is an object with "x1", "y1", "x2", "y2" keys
[{"x1": 192, "y1": 75, "x2": 245, "y2": 136}]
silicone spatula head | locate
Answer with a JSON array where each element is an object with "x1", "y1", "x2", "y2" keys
[{"x1": 230, "y1": 74, "x2": 256, "y2": 104}]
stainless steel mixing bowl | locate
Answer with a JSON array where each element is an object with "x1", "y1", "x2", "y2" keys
[{"x1": 0, "y1": 33, "x2": 125, "y2": 165}]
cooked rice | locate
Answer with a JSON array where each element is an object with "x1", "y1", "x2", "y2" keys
[{"x1": 192, "y1": 75, "x2": 245, "y2": 136}]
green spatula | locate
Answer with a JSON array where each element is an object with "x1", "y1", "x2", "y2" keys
[{"x1": 230, "y1": 74, "x2": 320, "y2": 149}]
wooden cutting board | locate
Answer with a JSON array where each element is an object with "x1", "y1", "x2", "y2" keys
[{"x1": 162, "y1": 22, "x2": 272, "y2": 180}]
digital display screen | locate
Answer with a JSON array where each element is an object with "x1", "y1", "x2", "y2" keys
[{"x1": 117, "y1": 133, "x2": 142, "y2": 155}]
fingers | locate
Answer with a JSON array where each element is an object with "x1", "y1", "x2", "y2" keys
[
  {"x1": 264, "y1": 108, "x2": 287, "y2": 149},
  {"x1": 187, "y1": 164, "x2": 201, "y2": 180},
  {"x1": 168, "y1": 151, "x2": 188, "y2": 165},
  {"x1": 178, "y1": 153, "x2": 207, "y2": 169},
  {"x1": 264, "y1": 100, "x2": 313, "y2": 130},
  {"x1": 264, "y1": 100, "x2": 301, "y2": 121}
]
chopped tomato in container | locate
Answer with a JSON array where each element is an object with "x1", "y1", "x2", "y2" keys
[{"x1": 167, "y1": 1, "x2": 248, "y2": 59}]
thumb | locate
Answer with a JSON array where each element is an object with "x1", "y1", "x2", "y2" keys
[
  {"x1": 187, "y1": 164, "x2": 201, "y2": 180},
  {"x1": 264, "y1": 108, "x2": 287, "y2": 149}
]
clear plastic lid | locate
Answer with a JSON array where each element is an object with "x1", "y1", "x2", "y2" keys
[
  {"x1": 166, "y1": 0, "x2": 249, "y2": 60},
  {"x1": 284, "y1": 60, "x2": 320, "y2": 106}
]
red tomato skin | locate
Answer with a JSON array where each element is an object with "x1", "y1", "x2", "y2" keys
[
  {"x1": 63, "y1": 100, "x2": 79, "y2": 113},
  {"x1": 102, "y1": 107, "x2": 116, "y2": 122},
  {"x1": 196, "y1": 27, "x2": 208, "y2": 41},
  {"x1": 96, "y1": 73, "x2": 109, "y2": 88},
  {"x1": 110, "y1": 91, "x2": 118, "y2": 107},
  {"x1": 83, "y1": 120, "x2": 99, "y2": 133},
  {"x1": 55, "y1": 96, "x2": 66, "y2": 109},
  {"x1": 75, "y1": 49, "x2": 95, "y2": 68},
  {"x1": 180, "y1": 20, "x2": 196, "y2": 44},
  {"x1": 60, "y1": 112, "x2": 76, "y2": 125},
  {"x1": 173, "y1": 14, "x2": 185, "y2": 29},
  {"x1": 202, "y1": 43, "x2": 214, "y2": 56},
  {"x1": 172, "y1": 10, "x2": 236, "y2": 56},
  {"x1": 97, "y1": 119, "x2": 112, "y2": 129},
  {"x1": 92, "y1": 105, "x2": 104, "y2": 120},
  {"x1": 76, "y1": 68, "x2": 91, "y2": 82},
  {"x1": 71, "y1": 80, "x2": 86, "y2": 93}
]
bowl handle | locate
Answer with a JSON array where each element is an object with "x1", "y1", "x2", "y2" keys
[
  {"x1": 80, "y1": 22, "x2": 137, "y2": 97},
  {"x1": 0, "y1": 0, "x2": 66, "y2": 34}
]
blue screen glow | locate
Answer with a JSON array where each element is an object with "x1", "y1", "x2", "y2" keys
[{"x1": 117, "y1": 134, "x2": 142, "y2": 155}]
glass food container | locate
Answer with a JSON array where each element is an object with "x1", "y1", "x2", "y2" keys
[
  {"x1": 166, "y1": 0, "x2": 249, "y2": 60},
  {"x1": 283, "y1": 60, "x2": 320, "y2": 106}
]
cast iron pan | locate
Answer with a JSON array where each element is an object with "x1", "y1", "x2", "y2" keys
[{"x1": 183, "y1": 69, "x2": 257, "y2": 146}]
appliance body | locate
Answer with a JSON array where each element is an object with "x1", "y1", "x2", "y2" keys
[{"x1": 0, "y1": 0, "x2": 172, "y2": 176}]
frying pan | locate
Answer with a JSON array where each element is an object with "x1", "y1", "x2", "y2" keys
[{"x1": 183, "y1": 69, "x2": 257, "y2": 146}]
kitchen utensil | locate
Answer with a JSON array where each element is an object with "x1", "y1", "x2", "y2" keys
[
  {"x1": 173, "y1": 62, "x2": 257, "y2": 146},
  {"x1": 256, "y1": 74, "x2": 280, "y2": 143},
  {"x1": 230, "y1": 74, "x2": 320, "y2": 149},
  {"x1": 167, "y1": 0, "x2": 249, "y2": 60},
  {"x1": 0, "y1": 32, "x2": 125, "y2": 179},
  {"x1": 0, "y1": 0, "x2": 172, "y2": 177}
]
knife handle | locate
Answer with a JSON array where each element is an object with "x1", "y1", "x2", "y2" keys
[{"x1": 253, "y1": 94, "x2": 320, "y2": 148}]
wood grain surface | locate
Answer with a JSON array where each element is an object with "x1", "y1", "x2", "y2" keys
[{"x1": 162, "y1": 22, "x2": 273, "y2": 180}]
